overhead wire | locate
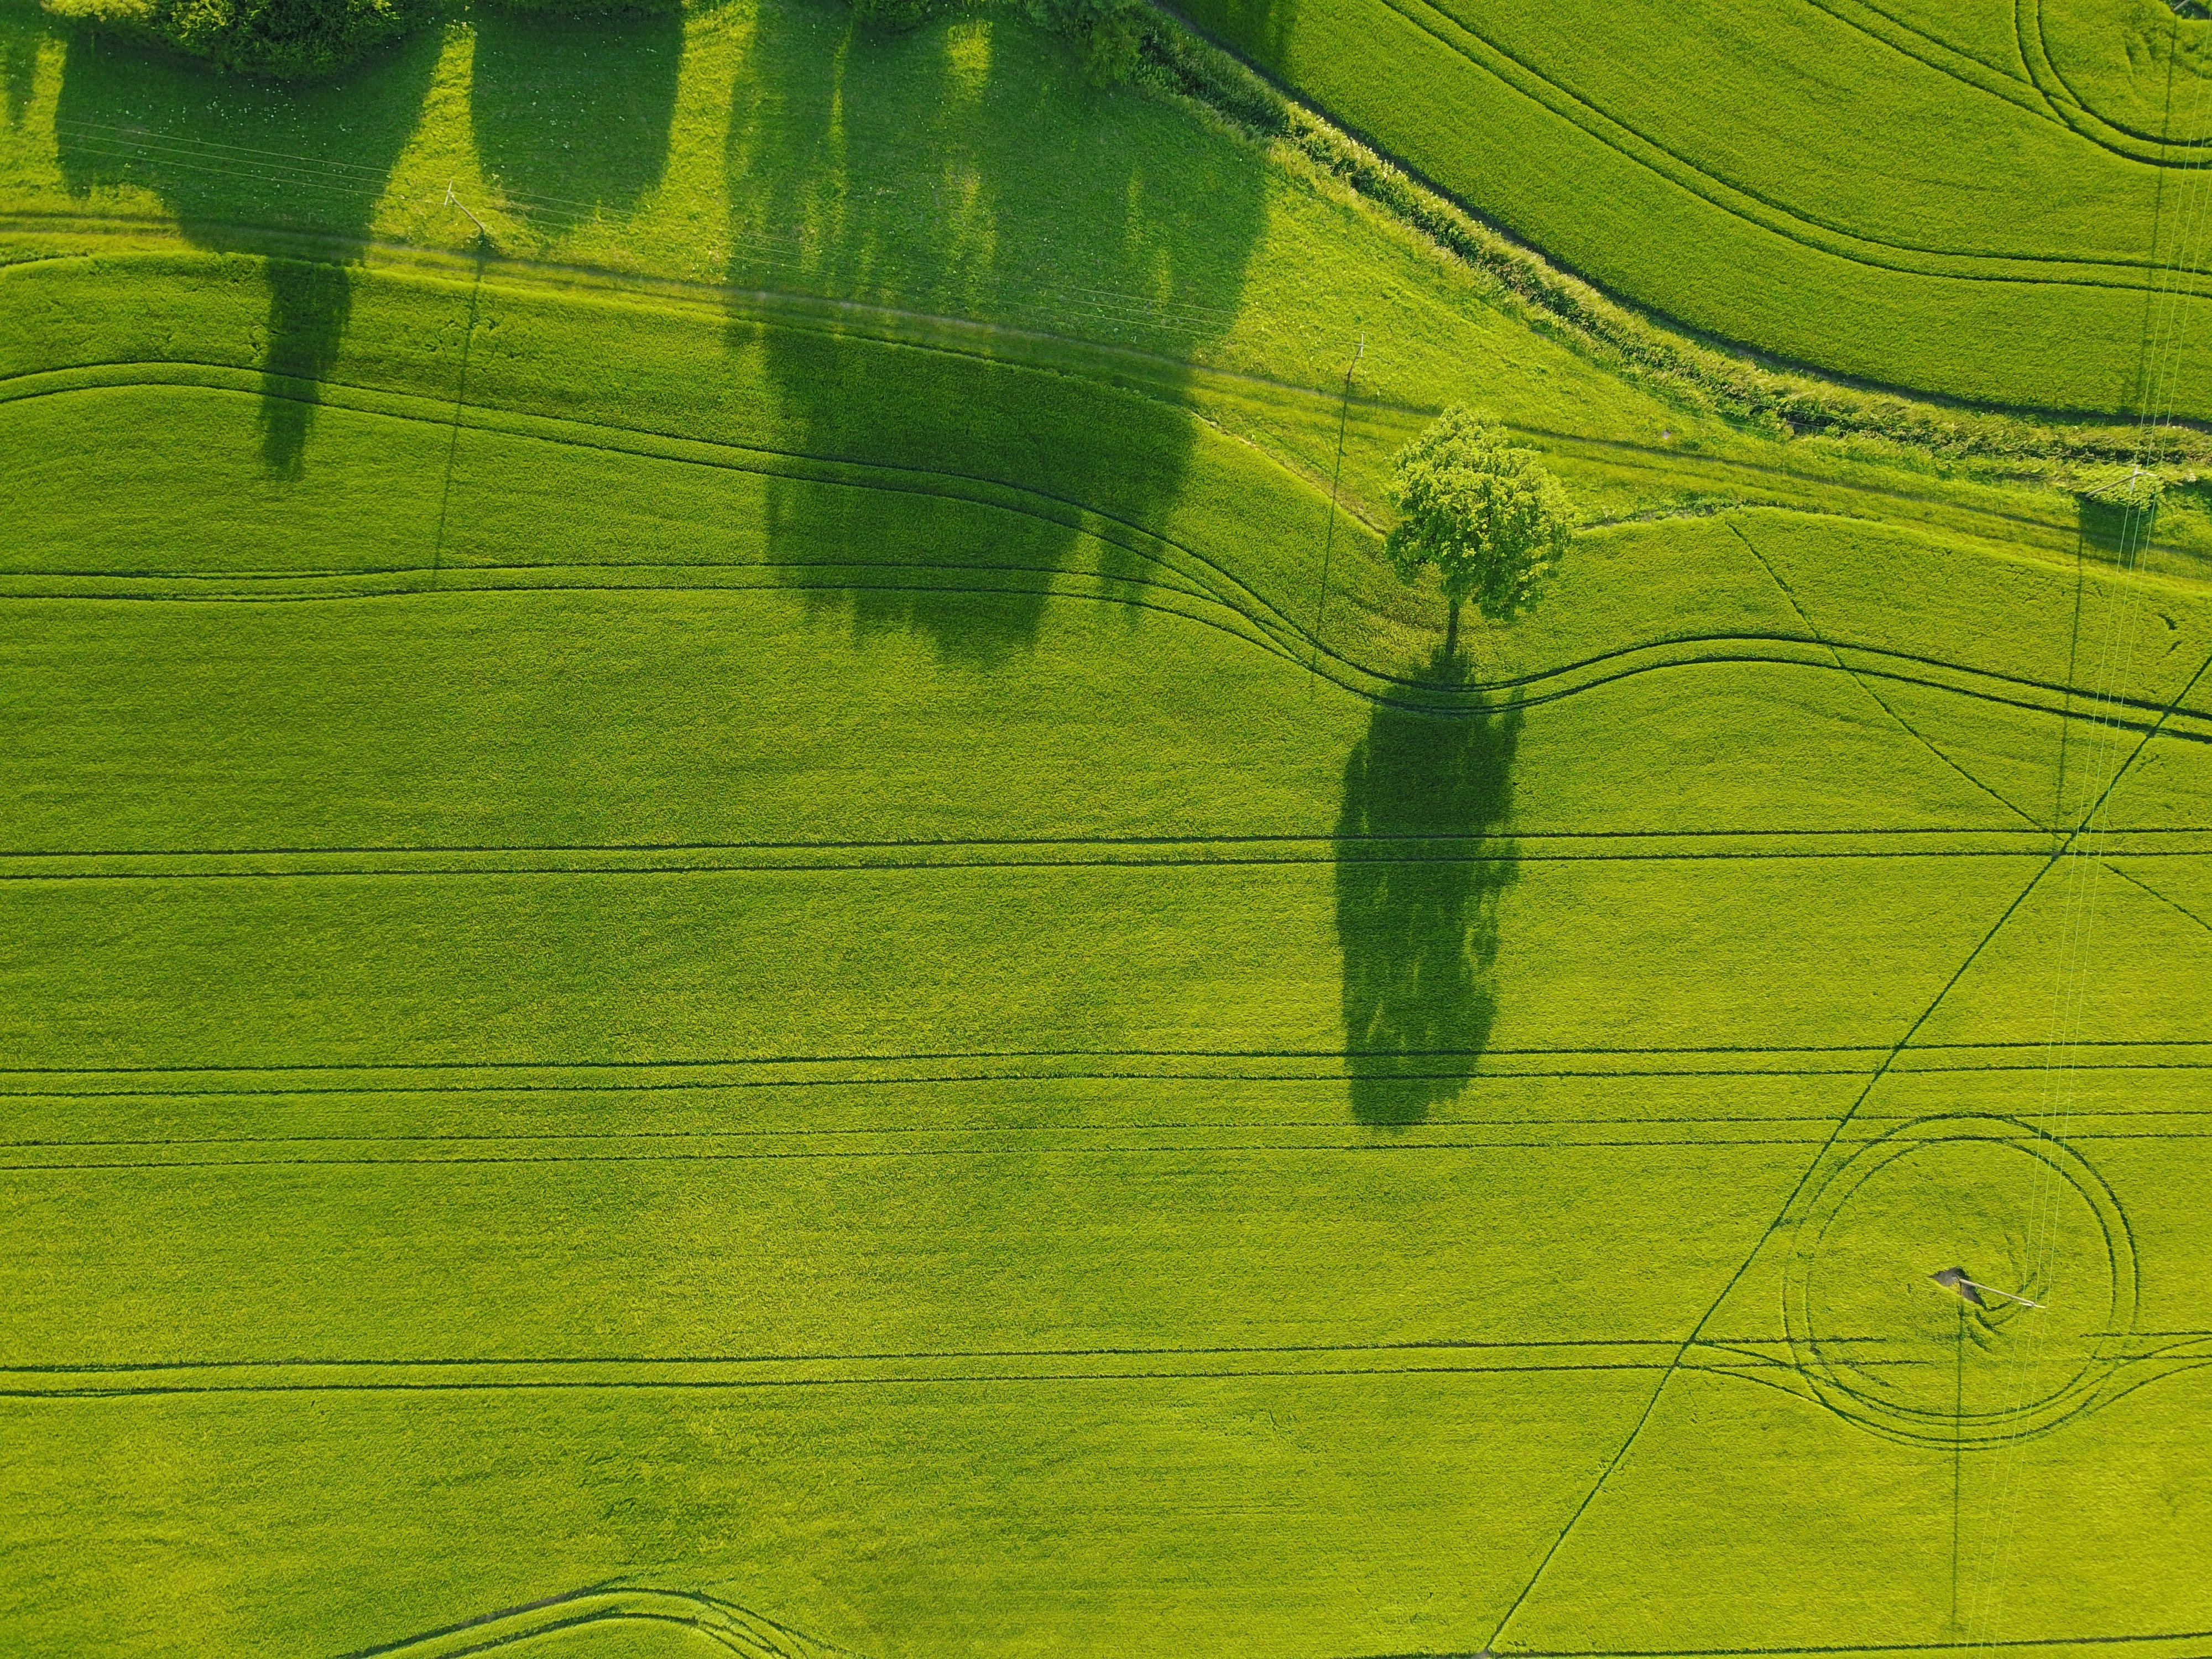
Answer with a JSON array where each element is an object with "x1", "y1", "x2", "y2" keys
[{"x1": 1961, "y1": 14, "x2": 2212, "y2": 1651}]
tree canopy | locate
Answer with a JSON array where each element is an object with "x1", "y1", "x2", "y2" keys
[
  {"x1": 1384, "y1": 405, "x2": 1574, "y2": 623},
  {"x1": 43, "y1": 0, "x2": 430, "y2": 77},
  {"x1": 46, "y1": 0, "x2": 672, "y2": 78}
]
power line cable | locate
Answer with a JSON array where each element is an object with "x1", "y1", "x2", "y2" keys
[
  {"x1": 1963, "y1": 19, "x2": 2212, "y2": 1652},
  {"x1": 1308, "y1": 331, "x2": 1363, "y2": 693}
]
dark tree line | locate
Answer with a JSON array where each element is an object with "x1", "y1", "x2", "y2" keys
[{"x1": 47, "y1": 0, "x2": 1142, "y2": 81}]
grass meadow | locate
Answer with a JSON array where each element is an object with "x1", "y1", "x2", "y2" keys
[
  {"x1": 1175, "y1": 0, "x2": 2212, "y2": 414},
  {"x1": 4, "y1": 2, "x2": 2212, "y2": 1657}
]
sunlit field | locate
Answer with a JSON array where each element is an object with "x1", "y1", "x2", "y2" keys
[{"x1": 5, "y1": 2, "x2": 2212, "y2": 1655}]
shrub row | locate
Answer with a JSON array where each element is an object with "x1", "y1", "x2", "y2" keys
[
  {"x1": 41, "y1": 0, "x2": 427, "y2": 78},
  {"x1": 40, "y1": 0, "x2": 675, "y2": 79}
]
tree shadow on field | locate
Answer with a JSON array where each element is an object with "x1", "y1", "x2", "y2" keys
[
  {"x1": 53, "y1": 24, "x2": 439, "y2": 476},
  {"x1": 468, "y1": 7, "x2": 681, "y2": 233},
  {"x1": 722, "y1": 1, "x2": 1267, "y2": 664},
  {"x1": 2078, "y1": 491, "x2": 2157, "y2": 565},
  {"x1": 1335, "y1": 647, "x2": 1521, "y2": 1126}
]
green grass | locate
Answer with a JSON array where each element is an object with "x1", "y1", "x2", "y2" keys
[
  {"x1": 1173, "y1": 0, "x2": 2212, "y2": 415},
  {"x1": 4, "y1": 2, "x2": 2212, "y2": 1657}
]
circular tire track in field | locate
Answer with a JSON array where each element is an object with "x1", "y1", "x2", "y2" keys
[
  {"x1": 2017, "y1": 0, "x2": 2212, "y2": 162},
  {"x1": 1784, "y1": 1114, "x2": 2136, "y2": 1446}
]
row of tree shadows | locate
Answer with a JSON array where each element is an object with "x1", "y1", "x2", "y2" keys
[
  {"x1": 20, "y1": 0, "x2": 1520, "y2": 1123},
  {"x1": 40, "y1": 3, "x2": 681, "y2": 474}
]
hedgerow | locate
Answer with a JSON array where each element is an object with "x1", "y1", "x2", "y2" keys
[
  {"x1": 41, "y1": 0, "x2": 674, "y2": 76},
  {"x1": 40, "y1": 0, "x2": 432, "y2": 76}
]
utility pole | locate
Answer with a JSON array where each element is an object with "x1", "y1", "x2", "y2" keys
[
  {"x1": 1308, "y1": 330, "x2": 1365, "y2": 692},
  {"x1": 444, "y1": 180, "x2": 492, "y2": 246},
  {"x1": 1931, "y1": 1266, "x2": 2044, "y2": 1310}
]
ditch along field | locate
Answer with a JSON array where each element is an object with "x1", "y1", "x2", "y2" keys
[
  {"x1": 1177, "y1": 0, "x2": 2212, "y2": 415},
  {"x1": 7, "y1": 4, "x2": 2212, "y2": 1659}
]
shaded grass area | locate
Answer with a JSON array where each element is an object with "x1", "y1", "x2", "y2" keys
[
  {"x1": 468, "y1": 4, "x2": 681, "y2": 229},
  {"x1": 1337, "y1": 649, "x2": 1519, "y2": 1124}
]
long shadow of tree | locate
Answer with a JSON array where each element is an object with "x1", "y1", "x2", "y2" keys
[
  {"x1": 722, "y1": 2, "x2": 1268, "y2": 664},
  {"x1": 469, "y1": 6, "x2": 681, "y2": 234},
  {"x1": 1335, "y1": 648, "x2": 1521, "y2": 1126},
  {"x1": 53, "y1": 24, "x2": 439, "y2": 476},
  {"x1": 2077, "y1": 489, "x2": 2156, "y2": 565}
]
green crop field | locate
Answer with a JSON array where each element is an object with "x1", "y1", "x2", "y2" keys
[
  {"x1": 1176, "y1": 0, "x2": 2212, "y2": 416},
  {"x1": 4, "y1": 0, "x2": 2212, "y2": 1656}
]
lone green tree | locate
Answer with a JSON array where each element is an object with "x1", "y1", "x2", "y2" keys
[{"x1": 1385, "y1": 405, "x2": 1574, "y2": 651}]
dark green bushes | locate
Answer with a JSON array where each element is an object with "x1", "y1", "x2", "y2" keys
[
  {"x1": 39, "y1": 0, "x2": 1136, "y2": 86},
  {"x1": 848, "y1": 0, "x2": 946, "y2": 28},
  {"x1": 41, "y1": 0, "x2": 673, "y2": 77},
  {"x1": 41, "y1": 0, "x2": 431, "y2": 77},
  {"x1": 475, "y1": 0, "x2": 678, "y2": 14}
]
